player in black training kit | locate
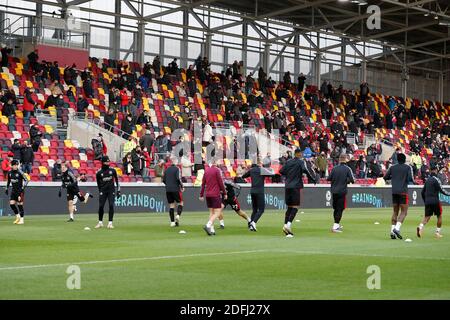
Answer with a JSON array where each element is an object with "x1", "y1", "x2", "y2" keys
[
  {"x1": 417, "y1": 164, "x2": 450, "y2": 239},
  {"x1": 242, "y1": 161, "x2": 274, "y2": 231},
  {"x1": 279, "y1": 148, "x2": 317, "y2": 236},
  {"x1": 95, "y1": 156, "x2": 120, "y2": 229},
  {"x1": 58, "y1": 162, "x2": 93, "y2": 222},
  {"x1": 327, "y1": 154, "x2": 355, "y2": 233},
  {"x1": 163, "y1": 160, "x2": 184, "y2": 227},
  {"x1": 383, "y1": 153, "x2": 415, "y2": 239},
  {"x1": 222, "y1": 180, "x2": 251, "y2": 225},
  {"x1": 5, "y1": 160, "x2": 28, "y2": 225}
]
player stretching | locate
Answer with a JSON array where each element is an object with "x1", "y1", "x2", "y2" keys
[
  {"x1": 221, "y1": 179, "x2": 251, "y2": 227},
  {"x1": 417, "y1": 164, "x2": 450, "y2": 239},
  {"x1": 383, "y1": 153, "x2": 415, "y2": 239},
  {"x1": 5, "y1": 160, "x2": 28, "y2": 225},
  {"x1": 279, "y1": 148, "x2": 317, "y2": 236},
  {"x1": 95, "y1": 156, "x2": 120, "y2": 229},
  {"x1": 59, "y1": 162, "x2": 93, "y2": 222},
  {"x1": 327, "y1": 154, "x2": 355, "y2": 233},
  {"x1": 163, "y1": 159, "x2": 184, "y2": 227},
  {"x1": 200, "y1": 162, "x2": 227, "y2": 236}
]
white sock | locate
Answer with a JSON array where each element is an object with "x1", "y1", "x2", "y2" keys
[
  {"x1": 16, "y1": 214, "x2": 20, "y2": 219},
  {"x1": 436, "y1": 228, "x2": 441, "y2": 233},
  {"x1": 210, "y1": 226, "x2": 215, "y2": 233},
  {"x1": 333, "y1": 223, "x2": 339, "y2": 230},
  {"x1": 108, "y1": 221, "x2": 113, "y2": 225},
  {"x1": 98, "y1": 221, "x2": 103, "y2": 225},
  {"x1": 19, "y1": 217, "x2": 24, "y2": 223},
  {"x1": 391, "y1": 225, "x2": 395, "y2": 232},
  {"x1": 419, "y1": 223, "x2": 424, "y2": 229},
  {"x1": 395, "y1": 222, "x2": 402, "y2": 231},
  {"x1": 70, "y1": 213, "x2": 74, "y2": 219},
  {"x1": 287, "y1": 222, "x2": 292, "y2": 228},
  {"x1": 219, "y1": 220, "x2": 225, "y2": 226},
  {"x1": 206, "y1": 221, "x2": 212, "y2": 228},
  {"x1": 247, "y1": 217, "x2": 251, "y2": 222}
]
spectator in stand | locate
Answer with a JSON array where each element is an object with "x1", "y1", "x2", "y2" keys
[
  {"x1": 357, "y1": 155, "x2": 367, "y2": 179},
  {"x1": 1, "y1": 152, "x2": 13, "y2": 179},
  {"x1": 155, "y1": 132, "x2": 172, "y2": 160},
  {"x1": 139, "y1": 130, "x2": 154, "y2": 153},
  {"x1": 20, "y1": 140, "x2": 34, "y2": 174},
  {"x1": 122, "y1": 153, "x2": 133, "y2": 175},
  {"x1": 49, "y1": 61, "x2": 60, "y2": 82},
  {"x1": 410, "y1": 152, "x2": 422, "y2": 177},
  {"x1": 153, "y1": 160, "x2": 165, "y2": 183},
  {"x1": 1, "y1": 97, "x2": 15, "y2": 117},
  {"x1": 76, "y1": 94, "x2": 89, "y2": 113},
  {"x1": 131, "y1": 146, "x2": 145, "y2": 176},
  {"x1": 360, "y1": 82, "x2": 370, "y2": 105},
  {"x1": 23, "y1": 88, "x2": 37, "y2": 118},
  {"x1": 136, "y1": 109, "x2": 151, "y2": 126},
  {"x1": 1, "y1": 46, "x2": 12, "y2": 68},
  {"x1": 52, "y1": 159, "x2": 63, "y2": 181},
  {"x1": 120, "y1": 88, "x2": 129, "y2": 113},
  {"x1": 390, "y1": 147, "x2": 401, "y2": 165},
  {"x1": 104, "y1": 108, "x2": 116, "y2": 132},
  {"x1": 187, "y1": 76, "x2": 197, "y2": 97},
  {"x1": 121, "y1": 113, "x2": 134, "y2": 139},
  {"x1": 29, "y1": 124, "x2": 42, "y2": 152},
  {"x1": 11, "y1": 139, "x2": 23, "y2": 161},
  {"x1": 262, "y1": 153, "x2": 272, "y2": 168},
  {"x1": 123, "y1": 136, "x2": 137, "y2": 156},
  {"x1": 368, "y1": 159, "x2": 381, "y2": 178},
  {"x1": 298, "y1": 73, "x2": 306, "y2": 93},
  {"x1": 315, "y1": 152, "x2": 328, "y2": 178}
]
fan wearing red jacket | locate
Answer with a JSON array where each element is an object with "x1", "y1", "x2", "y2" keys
[{"x1": 199, "y1": 162, "x2": 226, "y2": 236}]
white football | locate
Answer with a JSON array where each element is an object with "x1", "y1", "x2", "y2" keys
[
  {"x1": 179, "y1": 230, "x2": 186, "y2": 234},
  {"x1": 374, "y1": 222, "x2": 380, "y2": 225},
  {"x1": 84, "y1": 227, "x2": 91, "y2": 231},
  {"x1": 405, "y1": 238, "x2": 413, "y2": 242},
  {"x1": 296, "y1": 220, "x2": 300, "y2": 222}
]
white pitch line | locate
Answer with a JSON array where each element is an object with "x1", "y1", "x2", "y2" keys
[
  {"x1": 269, "y1": 249, "x2": 450, "y2": 261},
  {"x1": 0, "y1": 250, "x2": 267, "y2": 271}
]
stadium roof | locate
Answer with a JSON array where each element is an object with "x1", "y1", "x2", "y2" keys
[{"x1": 25, "y1": 0, "x2": 450, "y2": 72}]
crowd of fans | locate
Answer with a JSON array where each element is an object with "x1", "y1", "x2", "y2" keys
[{"x1": 0, "y1": 43, "x2": 449, "y2": 184}]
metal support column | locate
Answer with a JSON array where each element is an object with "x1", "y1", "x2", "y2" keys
[
  {"x1": 110, "y1": 0, "x2": 121, "y2": 60},
  {"x1": 242, "y1": 22, "x2": 248, "y2": 76},
  {"x1": 202, "y1": 32, "x2": 212, "y2": 60},
  {"x1": 136, "y1": 20, "x2": 146, "y2": 65},
  {"x1": 263, "y1": 42, "x2": 271, "y2": 74},
  {"x1": 361, "y1": 59, "x2": 367, "y2": 83},
  {"x1": 294, "y1": 35, "x2": 300, "y2": 80},
  {"x1": 438, "y1": 72, "x2": 444, "y2": 104},
  {"x1": 314, "y1": 53, "x2": 321, "y2": 87},
  {"x1": 181, "y1": 9, "x2": 189, "y2": 69}
]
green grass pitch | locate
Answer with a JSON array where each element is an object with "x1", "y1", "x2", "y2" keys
[{"x1": 0, "y1": 207, "x2": 449, "y2": 300}]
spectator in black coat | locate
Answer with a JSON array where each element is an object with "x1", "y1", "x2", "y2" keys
[
  {"x1": 130, "y1": 146, "x2": 145, "y2": 176},
  {"x1": 121, "y1": 113, "x2": 134, "y2": 139},
  {"x1": 49, "y1": 62, "x2": 60, "y2": 82},
  {"x1": 76, "y1": 95, "x2": 89, "y2": 113},
  {"x1": 1, "y1": 98, "x2": 15, "y2": 117},
  {"x1": 83, "y1": 77, "x2": 94, "y2": 98},
  {"x1": 29, "y1": 124, "x2": 42, "y2": 152},
  {"x1": 52, "y1": 159, "x2": 63, "y2": 181},
  {"x1": 104, "y1": 108, "x2": 116, "y2": 132},
  {"x1": 10, "y1": 139, "x2": 23, "y2": 161},
  {"x1": 20, "y1": 141, "x2": 34, "y2": 174}
]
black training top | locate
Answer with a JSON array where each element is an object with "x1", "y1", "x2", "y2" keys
[
  {"x1": 96, "y1": 166, "x2": 120, "y2": 192},
  {"x1": 383, "y1": 163, "x2": 415, "y2": 194},
  {"x1": 7, "y1": 169, "x2": 28, "y2": 192},
  {"x1": 163, "y1": 165, "x2": 183, "y2": 192},
  {"x1": 242, "y1": 165, "x2": 271, "y2": 194},
  {"x1": 327, "y1": 163, "x2": 355, "y2": 194},
  {"x1": 61, "y1": 169, "x2": 79, "y2": 193},
  {"x1": 421, "y1": 173, "x2": 450, "y2": 205},
  {"x1": 280, "y1": 158, "x2": 316, "y2": 189}
]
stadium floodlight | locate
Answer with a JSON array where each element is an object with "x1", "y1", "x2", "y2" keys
[
  {"x1": 338, "y1": 0, "x2": 350, "y2": 2},
  {"x1": 434, "y1": 14, "x2": 439, "y2": 20},
  {"x1": 358, "y1": 1, "x2": 368, "y2": 5},
  {"x1": 438, "y1": 20, "x2": 450, "y2": 26},
  {"x1": 351, "y1": 0, "x2": 359, "y2": 3},
  {"x1": 424, "y1": 11, "x2": 430, "y2": 17}
]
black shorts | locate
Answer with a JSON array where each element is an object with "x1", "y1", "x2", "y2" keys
[
  {"x1": 392, "y1": 193, "x2": 408, "y2": 205},
  {"x1": 67, "y1": 191, "x2": 85, "y2": 202},
  {"x1": 223, "y1": 197, "x2": 241, "y2": 212},
  {"x1": 166, "y1": 191, "x2": 183, "y2": 204},
  {"x1": 425, "y1": 203, "x2": 442, "y2": 217},
  {"x1": 332, "y1": 193, "x2": 347, "y2": 211},
  {"x1": 10, "y1": 190, "x2": 23, "y2": 202},
  {"x1": 285, "y1": 188, "x2": 301, "y2": 206}
]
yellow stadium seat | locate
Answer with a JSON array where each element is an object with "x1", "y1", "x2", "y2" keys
[
  {"x1": 44, "y1": 125, "x2": 54, "y2": 134},
  {"x1": 92, "y1": 98, "x2": 99, "y2": 106},
  {"x1": 174, "y1": 105, "x2": 180, "y2": 113},
  {"x1": 15, "y1": 68, "x2": 22, "y2": 76},
  {"x1": 93, "y1": 110, "x2": 100, "y2": 118},
  {"x1": 136, "y1": 124, "x2": 142, "y2": 132},
  {"x1": 217, "y1": 114, "x2": 223, "y2": 121},
  {"x1": 15, "y1": 110, "x2": 23, "y2": 118},
  {"x1": 181, "y1": 73, "x2": 186, "y2": 83},
  {"x1": 1, "y1": 73, "x2": 8, "y2": 80},
  {"x1": 39, "y1": 166, "x2": 49, "y2": 175},
  {"x1": 116, "y1": 168, "x2": 123, "y2": 176},
  {"x1": 198, "y1": 84, "x2": 203, "y2": 94},
  {"x1": 64, "y1": 140, "x2": 73, "y2": 148},
  {"x1": 98, "y1": 87, "x2": 104, "y2": 95},
  {"x1": 156, "y1": 93, "x2": 163, "y2": 100},
  {"x1": 1, "y1": 116, "x2": 8, "y2": 125},
  {"x1": 40, "y1": 146, "x2": 49, "y2": 154},
  {"x1": 161, "y1": 84, "x2": 168, "y2": 91},
  {"x1": 71, "y1": 160, "x2": 80, "y2": 169},
  {"x1": 107, "y1": 68, "x2": 114, "y2": 75},
  {"x1": 164, "y1": 127, "x2": 171, "y2": 134},
  {"x1": 230, "y1": 169, "x2": 236, "y2": 178},
  {"x1": 16, "y1": 62, "x2": 23, "y2": 69},
  {"x1": 168, "y1": 90, "x2": 174, "y2": 99},
  {"x1": 6, "y1": 79, "x2": 13, "y2": 88}
]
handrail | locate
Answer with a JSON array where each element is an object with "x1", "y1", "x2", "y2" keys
[{"x1": 71, "y1": 112, "x2": 129, "y2": 141}]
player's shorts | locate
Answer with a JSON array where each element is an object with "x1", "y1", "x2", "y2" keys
[
  {"x1": 223, "y1": 196, "x2": 241, "y2": 212},
  {"x1": 332, "y1": 193, "x2": 347, "y2": 210},
  {"x1": 392, "y1": 193, "x2": 408, "y2": 205},
  {"x1": 10, "y1": 190, "x2": 23, "y2": 202},
  {"x1": 285, "y1": 188, "x2": 301, "y2": 206},
  {"x1": 206, "y1": 196, "x2": 222, "y2": 209},
  {"x1": 67, "y1": 191, "x2": 85, "y2": 202},
  {"x1": 166, "y1": 191, "x2": 183, "y2": 204},
  {"x1": 425, "y1": 203, "x2": 442, "y2": 217}
]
